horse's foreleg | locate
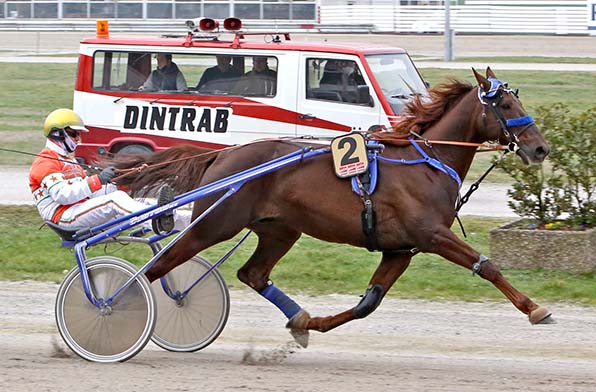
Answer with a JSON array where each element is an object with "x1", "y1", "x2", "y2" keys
[
  {"x1": 428, "y1": 227, "x2": 553, "y2": 324},
  {"x1": 297, "y1": 252, "x2": 413, "y2": 333}
]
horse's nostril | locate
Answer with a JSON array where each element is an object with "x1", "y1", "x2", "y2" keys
[{"x1": 535, "y1": 145, "x2": 549, "y2": 159}]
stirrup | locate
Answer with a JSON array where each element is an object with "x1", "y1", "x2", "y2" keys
[{"x1": 151, "y1": 184, "x2": 175, "y2": 234}]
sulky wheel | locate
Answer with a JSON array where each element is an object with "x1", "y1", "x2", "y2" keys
[
  {"x1": 151, "y1": 255, "x2": 230, "y2": 352},
  {"x1": 55, "y1": 256, "x2": 156, "y2": 363}
]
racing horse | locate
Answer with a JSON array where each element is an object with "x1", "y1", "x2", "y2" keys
[{"x1": 110, "y1": 68, "x2": 552, "y2": 345}]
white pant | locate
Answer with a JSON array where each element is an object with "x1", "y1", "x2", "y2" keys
[{"x1": 56, "y1": 190, "x2": 191, "y2": 231}]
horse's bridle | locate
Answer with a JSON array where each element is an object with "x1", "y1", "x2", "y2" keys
[{"x1": 478, "y1": 77, "x2": 535, "y2": 152}]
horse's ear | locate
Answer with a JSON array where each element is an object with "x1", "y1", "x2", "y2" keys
[
  {"x1": 473, "y1": 67, "x2": 491, "y2": 92},
  {"x1": 486, "y1": 66, "x2": 496, "y2": 79}
]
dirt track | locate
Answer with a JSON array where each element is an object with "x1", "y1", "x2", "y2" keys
[{"x1": 1, "y1": 281, "x2": 595, "y2": 391}]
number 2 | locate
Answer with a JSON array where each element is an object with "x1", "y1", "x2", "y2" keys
[{"x1": 339, "y1": 138, "x2": 359, "y2": 166}]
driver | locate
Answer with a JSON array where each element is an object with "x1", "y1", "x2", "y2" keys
[{"x1": 29, "y1": 108, "x2": 189, "y2": 233}]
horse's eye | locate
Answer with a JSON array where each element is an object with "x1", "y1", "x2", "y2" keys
[{"x1": 501, "y1": 103, "x2": 512, "y2": 110}]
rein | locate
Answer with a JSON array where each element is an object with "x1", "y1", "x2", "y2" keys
[
  {"x1": 0, "y1": 146, "x2": 104, "y2": 172},
  {"x1": 111, "y1": 137, "x2": 316, "y2": 183},
  {"x1": 372, "y1": 132, "x2": 507, "y2": 151},
  {"x1": 410, "y1": 138, "x2": 507, "y2": 150},
  {"x1": 411, "y1": 139, "x2": 506, "y2": 150},
  {"x1": 113, "y1": 148, "x2": 221, "y2": 183}
]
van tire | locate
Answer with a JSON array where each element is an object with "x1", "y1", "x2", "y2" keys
[{"x1": 116, "y1": 144, "x2": 152, "y2": 156}]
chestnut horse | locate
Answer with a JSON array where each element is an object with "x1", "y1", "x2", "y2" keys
[{"x1": 111, "y1": 68, "x2": 552, "y2": 346}]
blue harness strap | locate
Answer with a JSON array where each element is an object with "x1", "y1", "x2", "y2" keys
[
  {"x1": 376, "y1": 138, "x2": 462, "y2": 188},
  {"x1": 350, "y1": 138, "x2": 461, "y2": 195},
  {"x1": 351, "y1": 154, "x2": 378, "y2": 195},
  {"x1": 506, "y1": 115, "x2": 534, "y2": 128},
  {"x1": 409, "y1": 140, "x2": 462, "y2": 187}
]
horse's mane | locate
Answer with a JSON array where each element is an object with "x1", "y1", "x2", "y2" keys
[
  {"x1": 103, "y1": 144, "x2": 218, "y2": 196},
  {"x1": 372, "y1": 79, "x2": 474, "y2": 143}
]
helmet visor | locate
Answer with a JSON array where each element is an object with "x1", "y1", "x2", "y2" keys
[{"x1": 67, "y1": 124, "x2": 89, "y2": 132}]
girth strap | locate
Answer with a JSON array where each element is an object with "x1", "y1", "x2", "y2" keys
[{"x1": 355, "y1": 175, "x2": 378, "y2": 252}]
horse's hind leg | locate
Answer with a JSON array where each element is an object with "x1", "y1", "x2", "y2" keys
[
  {"x1": 236, "y1": 223, "x2": 315, "y2": 344},
  {"x1": 237, "y1": 223, "x2": 301, "y2": 291},
  {"x1": 237, "y1": 223, "x2": 303, "y2": 310},
  {"x1": 427, "y1": 226, "x2": 553, "y2": 324},
  {"x1": 145, "y1": 231, "x2": 208, "y2": 282},
  {"x1": 145, "y1": 212, "x2": 248, "y2": 282},
  {"x1": 292, "y1": 252, "x2": 413, "y2": 333}
]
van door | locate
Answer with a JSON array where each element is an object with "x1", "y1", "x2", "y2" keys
[{"x1": 296, "y1": 54, "x2": 386, "y2": 138}]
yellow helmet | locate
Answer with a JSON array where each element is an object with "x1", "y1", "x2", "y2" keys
[{"x1": 43, "y1": 108, "x2": 88, "y2": 137}]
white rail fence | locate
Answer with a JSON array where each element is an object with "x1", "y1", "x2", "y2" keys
[
  {"x1": 0, "y1": 4, "x2": 591, "y2": 35},
  {"x1": 320, "y1": 5, "x2": 588, "y2": 35}
]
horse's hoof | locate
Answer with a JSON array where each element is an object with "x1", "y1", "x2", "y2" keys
[
  {"x1": 538, "y1": 315, "x2": 556, "y2": 324},
  {"x1": 289, "y1": 328, "x2": 309, "y2": 348},
  {"x1": 529, "y1": 307, "x2": 555, "y2": 325},
  {"x1": 286, "y1": 309, "x2": 310, "y2": 348}
]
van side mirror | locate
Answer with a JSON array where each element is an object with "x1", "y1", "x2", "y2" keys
[{"x1": 357, "y1": 85, "x2": 373, "y2": 106}]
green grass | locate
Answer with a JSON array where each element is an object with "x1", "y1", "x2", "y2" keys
[
  {"x1": 1, "y1": 206, "x2": 594, "y2": 305},
  {"x1": 0, "y1": 63, "x2": 76, "y2": 129},
  {"x1": 0, "y1": 63, "x2": 76, "y2": 165}
]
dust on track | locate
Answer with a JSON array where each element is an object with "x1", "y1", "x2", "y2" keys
[{"x1": 1, "y1": 280, "x2": 595, "y2": 392}]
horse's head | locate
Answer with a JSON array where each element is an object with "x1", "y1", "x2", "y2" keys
[{"x1": 473, "y1": 67, "x2": 549, "y2": 164}]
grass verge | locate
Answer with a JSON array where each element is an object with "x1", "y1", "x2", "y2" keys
[{"x1": 1, "y1": 205, "x2": 593, "y2": 304}]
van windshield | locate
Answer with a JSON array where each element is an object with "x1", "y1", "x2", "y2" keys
[{"x1": 365, "y1": 53, "x2": 428, "y2": 114}]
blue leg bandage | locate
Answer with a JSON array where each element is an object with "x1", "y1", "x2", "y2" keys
[{"x1": 260, "y1": 281, "x2": 302, "y2": 319}]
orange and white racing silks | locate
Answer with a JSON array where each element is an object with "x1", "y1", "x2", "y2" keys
[{"x1": 29, "y1": 140, "x2": 149, "y2": 230}]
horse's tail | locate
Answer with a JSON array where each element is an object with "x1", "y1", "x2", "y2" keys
[{"x1": 104, "y1": 145, "x2": 219, "y2": 196}]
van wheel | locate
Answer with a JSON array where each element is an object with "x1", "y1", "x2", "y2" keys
[{"x1": 116, "y1": 144, "x2": 152, "y2": 156}]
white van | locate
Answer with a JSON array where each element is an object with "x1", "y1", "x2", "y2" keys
[{"x1": 73, "y1": 18, "x2": 428, "y2": 163}]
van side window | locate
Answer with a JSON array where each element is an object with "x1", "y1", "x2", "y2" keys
[
  {"x1": 93, "y1": 51, "x2": 151, "y2": 90},
  {"x1": 231, "y1": 56, "x2": 278, "y2": 97},
  {"x1": 196, "y1": 55, "x2": 243, "y2": 94},
  {"x1": 127, "y1": 53, "x2": 152, "y2": 89},
  {"x1": 139, "y1": 53, "x2": 187, "y2": 91},
  {"x1": 92, "y1": 51, "x2": 277, "y2": 97},
  {"x1": 306, "y1": 58, "x2": 367, "y2": 104}
]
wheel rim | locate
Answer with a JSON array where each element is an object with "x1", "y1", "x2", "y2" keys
[
  {"x1": 151, "y1": 255, "x2": 229, "y2": 352},
  {"x1": 55, "y1": 257, "x2": 156, "y2": 362}
]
